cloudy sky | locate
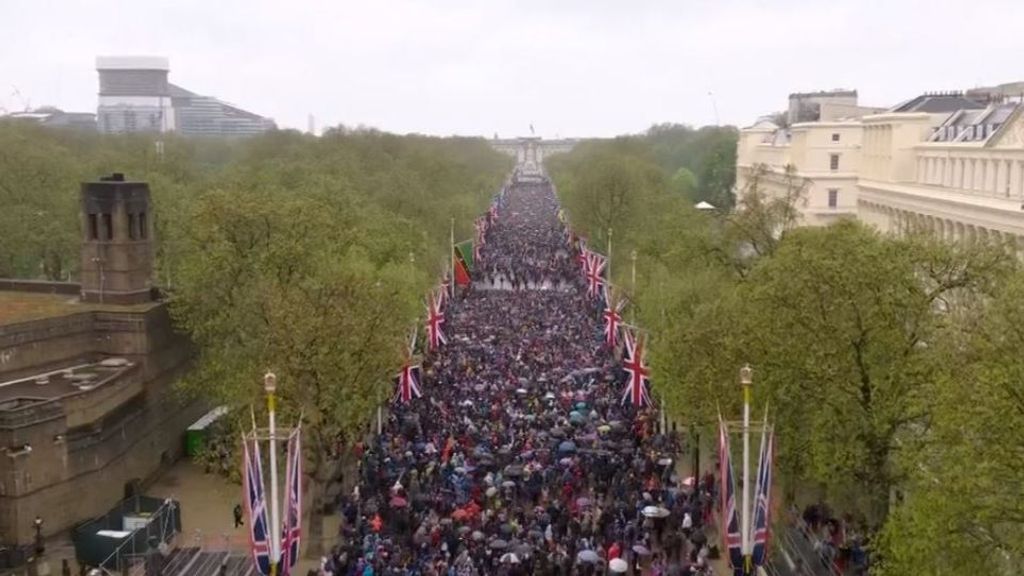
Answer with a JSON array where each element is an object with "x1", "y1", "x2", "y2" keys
[{"x1": 3, "y1": 0, "x2": 1023, "y2": 137}]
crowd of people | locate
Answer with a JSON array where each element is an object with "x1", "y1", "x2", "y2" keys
[
  {"x1": 320, "y1": 175, "x2": 717, "y2": 575},
  {"x1": 477, "y1": 183, "x2": 577, "y2": 290}
]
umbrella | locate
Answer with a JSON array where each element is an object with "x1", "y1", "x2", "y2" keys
[
  {"x1": 576, "y1": 497, "x2": 591, "y2": 508},
  {"x1": 489, "y1": 539, "x2": 509, "y2": 550},
  {"x1": 577, "y1": 549, "x2": 600, "y2": 564},
  {"x1": 558, "y1": 441, "x2": 577, "y2": 454},
  {"x1": 389, "y1": 496, "x2": 408, "y2": 508},
  {"x1": 516, "y1": 388, "x2": 528, "y2": 395},
  {"x1": 609, "y1": 558, "x2": 629, "y2": 573},
  {"x1": 682, "y1": 476, "x2": 696, "y2": 487},
  {"x1": 574, "y1": 401, "x2": 588, "y2": 411},
  {"x1": 486, "y1": 486, "x2": 498, "y2": 498},
  {"x1": 642, "y1": 506, "x2": 670, "y2": 518},
  {"x1": 472, "y1": 530, "x2": 485, "y2": 541},
  {"x1": 504, "y1": 465, "x2": 524, "y2": 477},
  {"x1": 460, "y1": 399, "x2": 474, "y2": 407},
  {"x1": 501, "y1": 480, "x2": 516, "y2": 488},
  {"x1": 458, "y1": 526, "x2": 472, "y2": 535},
  {"x1": 597, "y1": 425, "x2": 611, "y2": 434},
  {"x1": 500, "y1": 523, "x2": 514, "y2": 535},
  {"x1": 452, "y1": 509, "x2": 469, "y2": 521},
  {"x1": 500, "y1": 552, "x2": 520, "y2": 564},
  {"x1": 657, "y1": 457, "x2": 673, "y2": 467},
  {"x1": 551, "y1": 428, "x2": 567, "y2": 439},
  {"x1": 632, "y1": 544, "x2": 651, "y2": 556},
  {"x1": 569, "y1": 412, "x2": 585, "y2": 424}
]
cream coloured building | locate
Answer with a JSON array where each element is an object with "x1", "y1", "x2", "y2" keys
[{"x1": 736, "y1": 86, "x2": 1024, "y2": 247}]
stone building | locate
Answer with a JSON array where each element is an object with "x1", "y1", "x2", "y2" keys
[
  {"x1": 0, "y1": 174, "x2": 200, "y2": 546},
  {"x1": 737, "y1": 85, "x2": 1024, "y2": 246}
]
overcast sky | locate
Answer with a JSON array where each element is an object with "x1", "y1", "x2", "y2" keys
[{"x1": 3, "y1": 0, "x2": 1023, "y2": 137}]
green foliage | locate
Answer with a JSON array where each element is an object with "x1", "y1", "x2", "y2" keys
[
  {"x1": 669, "y1": 167, "x2": 698, "y2": 199},
  {"x1": 0, "y1": 121, "x2": 510, "y2": 530},
  {"x1": 550, "y1": 137, "x2": 1022, "y2": 570}
]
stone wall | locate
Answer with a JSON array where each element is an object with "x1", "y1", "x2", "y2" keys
[{"x1": 0, "y1": 303, "x2": 200, "y2": 545}]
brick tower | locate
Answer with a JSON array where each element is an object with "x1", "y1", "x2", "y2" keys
[{"x1": 79, "y1": 173, "x2": 155, "y2": 304}]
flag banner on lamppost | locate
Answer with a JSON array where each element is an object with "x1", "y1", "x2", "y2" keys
[
  {"x1": 243, "y1": 433, "x2": 273, "y2": 576},
  {"x1": 718, "y1": 417, "x2": 744, "y2": 573},
  {"x1": 279, "y1": 427, "x2": 302, "y2": 576},
  {"x1": 751, "y1": 417, "x2": 775, "y2": 567}
]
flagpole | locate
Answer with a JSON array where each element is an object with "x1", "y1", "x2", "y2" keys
[
  {"x1": 450, "y1": 217, "x2": 456, "y2": 300},
  {"x1": 264, "y1": 372, "x2": 282, "y2": 576},
  {"x1": 606, "y1": 227, "x2": 612, "y2": 286},
  {"x1": 630, "y1": 250, "x2": 637, "y2": 324},
  {"x1": 740, "y1": 365, "x2": 753, "y2": 575}
]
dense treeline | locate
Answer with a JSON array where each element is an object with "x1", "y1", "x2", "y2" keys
[
  {"x1": 548, "y1": 140, "x2": 1024, "y2": 574},
  {"x1": 0, "y1": 120, "x2": 512, "y2": 551}
]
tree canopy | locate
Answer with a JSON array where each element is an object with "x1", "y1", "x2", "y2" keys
[{"x1": 548, "y1": 136, "x2": 1023, "y2": 572}]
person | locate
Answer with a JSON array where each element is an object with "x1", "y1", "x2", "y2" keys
[{"x1": 233, "y1": 503, "x2": 244, "y2": 528}]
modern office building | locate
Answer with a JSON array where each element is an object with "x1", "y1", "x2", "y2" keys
[
  {"x1": 96, "y1": 56, "x2": 175, "y2": 134},
  {"x1": 96, "y1": 56, "x2": 275, "y2": 137},
  {"x1": 736, "y1": 84, "x2": 1024, "y2": 247}
]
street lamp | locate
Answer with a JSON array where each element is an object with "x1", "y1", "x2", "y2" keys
[
  {"x1": 263, "y1": 372, "x2": 281, "y2": 575},
  {"x1": 33, "y1": 516, "x2": 43, "y2": 555},
  {"x1": 739, "y1": 364, "x2": 753, "y2": 575}
]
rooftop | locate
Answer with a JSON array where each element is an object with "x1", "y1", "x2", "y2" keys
[
  {"x1": 890, "y1": 92, "x2": 987, "y2": 114},
  {"x1": 0, "y1": 358, "x2": 134, "y2": 405},
  {"x1": 789, "y1": 89, "x2": 857, "y2": 99},
  {"x1": 0, "y1": 290, "x2": 159, "y2": 327}
]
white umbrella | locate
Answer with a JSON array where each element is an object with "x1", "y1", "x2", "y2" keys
[
  {"x1": 500, "y1": 552, "x2": 520, "y2": 564},
  {"x1": 609, "y1": 558, "x2": 628, "y2": 573},
  {"x1": 641, "y1": 505, "x2": 670, "y2": 518}
]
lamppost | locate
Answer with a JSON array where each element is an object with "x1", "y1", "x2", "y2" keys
[
  {"x1": 33, "y1": 516, "x2": 43, "y2": 555},
  {"x1": 264, "y1": 372, "x2": 281, "y2": 576},
  {"x1": 739, "y1": 364, "x2": 754, "y2": 575}
]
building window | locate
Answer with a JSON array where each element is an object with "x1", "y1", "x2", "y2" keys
[
  {"x1": 828, "y1": 189, "x2": 839, "y2": 208},
  {"x1": 128, "y1": 213, "x2": 137, "y2": 240},
  {"x1": 102, "y1": 213, "x2": 113, "y2": 240},
  {"x1": 139, "y1": 212, "x2": 148, "y2": 239},
  {"x1": 831, "y1": 133, "x2": 840, "y2": 142},
  {"x1": 830, "y1": 154, "x2": 840, "y2": 171},
  {"x1": 88, "y1": 214, "x2": 99, "y2": 240}
]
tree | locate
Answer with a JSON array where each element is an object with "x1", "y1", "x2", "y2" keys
[
  {"x1": 878, "y1": 267, "x2": 1024, "y2": 574},
  {"x1": 696, "y1": 135, "x2": 737, "y2": 210},
  {"x1": 172, "y1": 187, "x2": 425, "y2": 555},
  {"x1": 670, "y1": 167, "x2": 698, "y2": 200},
  {"x1": 738, "y1": 222, "x2": 1006, "y2": 528}
]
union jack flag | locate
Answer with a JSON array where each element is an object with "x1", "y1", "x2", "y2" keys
[
  {"x1": 243, "y1": 433, "x2": 272, "y2": 575},
  {"x1": 279, "y1": 428, "x2": 302, "y2": 576},
  {"x1": 718, "y1": 418, "x2": 744, "y2": 572},
  {"x1": 439, "y1": 274, "x2": 450, "y2": 309},
  {"x1": 620, "y1": 330, "x2": 652, "y2": 407},
  {"x1": 576, "y1": 239, "x2": 588, "y2": 276},
  {"x1": 585, "y1": 251, "x2": 607, "y2": 300},
  {"x1": 395, "y1": 362, "x2": 423, "y2": 403},
  {"x1": 426, "y1": 291, "x2": 446, "y2": 351},
  {"x1": 602, "y1": 294, "x2": 624, "y2": 349},
  {"x1": 751, "y1": 419, "x2": 775, "y2": 567}
]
